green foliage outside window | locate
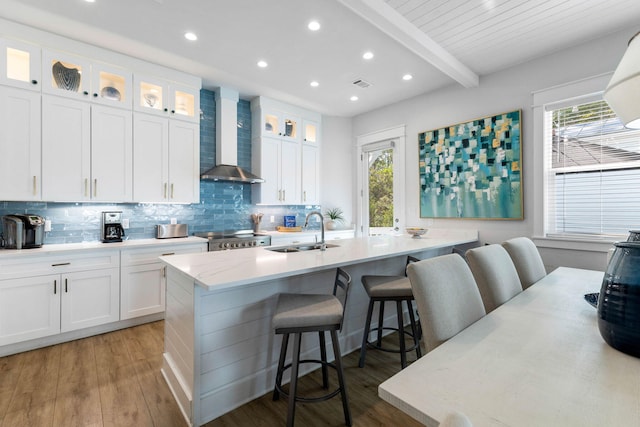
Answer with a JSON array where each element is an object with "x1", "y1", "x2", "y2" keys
[{"x1": 368, "y1": 149, "x2": 393, "y2": 227}]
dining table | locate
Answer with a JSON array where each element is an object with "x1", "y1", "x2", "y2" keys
[{"x1": 378, "y1": 267, "x2": 640, "y2": 426}]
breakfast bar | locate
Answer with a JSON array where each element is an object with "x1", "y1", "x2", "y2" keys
[{"x1": 159, "y1": 229, "x2": 477, "y2": 426}]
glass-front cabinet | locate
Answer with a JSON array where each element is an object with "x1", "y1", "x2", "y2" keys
[
  {"x1": 90, "y1": 63, "x2": 132, "y2": 108},
  {"x1": 42, "y1": 50, "x2": 91, "y2": 99},
  {"x1": 303, "y1": 119, "x2": 319, "y2": 144},
  {"x1": 263, "y1": 109, "x2": 301, "y2": 142},
  {"x1": 41, "y1": 50, "x2": 131, "y2": 108},
  {"x1": 0, "y1": 38, "x2": 41, "y2": 91},
  {"x1": 134, "y1": 75, "x2": 199, "y2": 122}
]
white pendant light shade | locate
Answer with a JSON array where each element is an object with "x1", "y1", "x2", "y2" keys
[{"x1": 604, "y1": 31, "x2": 640, "y2": 129}]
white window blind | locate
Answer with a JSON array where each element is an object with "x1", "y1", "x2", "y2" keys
[{"x1": 545, "y1": 98, "x2": 640, "y2": 239}]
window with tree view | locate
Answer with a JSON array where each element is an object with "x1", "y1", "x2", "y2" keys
[
  {"x1": 368, "y1": 148, "x2": 393, "y2": 228},
  {"x1": 545, "y1": 98, "x2": 640, "y2": 238}
]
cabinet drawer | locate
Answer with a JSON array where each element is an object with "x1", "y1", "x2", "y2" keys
[
  {"x1": 121, "y1": 243, "x2": 205, "y2": 266},
  {"x1": 0, "y1": 251, "x2": 120, "y2": 280}
]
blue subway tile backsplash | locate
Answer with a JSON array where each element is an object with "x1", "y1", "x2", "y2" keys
[{"x1": 0, "y1": 89, "x2": 320, "y2": 245}]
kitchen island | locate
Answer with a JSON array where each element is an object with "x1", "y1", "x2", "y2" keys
[{"x1": 159, "y1": 229, "x2": 477, "y2": 426}]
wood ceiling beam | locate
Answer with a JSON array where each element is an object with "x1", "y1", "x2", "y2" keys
[{"x1": 338, "y1": 0, "x2": 479, "y2": 88}]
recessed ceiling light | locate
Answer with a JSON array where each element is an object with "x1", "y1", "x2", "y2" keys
[
  {"x1": 257, "y1": 60, "x2": 268, "y2": 68},
  {"x1": 350, "y1": 95, "x2": 359, "y2": 102},
  {"x1": 362, "y1": 51, "x2": 374, "y2": 60},
  {"x1": 308, "y1": 21, "x2": 321, "y2": 31},
  {"x1": 84, "y1": 0, "x2": 95, "y2": 3},
  {"x1": 402, "y1": 74, "x2": 413, "y2": 81},
  {"x1": 184, "y1": 32, "x2": 198, "y2": 41},
  {"x1": 310, "y1": 81, "x2": 319, "y2": 87}
]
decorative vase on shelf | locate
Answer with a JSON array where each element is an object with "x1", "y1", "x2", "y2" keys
[
  {"x1": 325, "y1": 220, "x2": 337, "y2": 230},
  {"x1": 597, "y1": 241, "x2": 640, "y2": 358}
]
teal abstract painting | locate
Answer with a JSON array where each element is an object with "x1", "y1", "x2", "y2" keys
[{"x1": 419, "y1": 110, "x2": 523, "y2": 219}]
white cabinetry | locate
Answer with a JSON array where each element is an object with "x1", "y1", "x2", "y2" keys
[
  {"x1": 0, "y1": 38, "x2": 41, "y2": 91},
  {"x1": 41, "y1": 95, "x2": 133, "y2": 202},
  {"x1": 251, "y1": 97, "x2": 321, "y2": 205},
  {"x1": 134, "y1": 74, "x2": 199, "y2": 123},
  {"x1": 120, "y1": 242, "x2": 206, "y2": 320},
  {"x1": 0, "y1": 250, "x2": 120, "y2": 346},
  {"x1": 133, "y1": 113, "x2": 199, "y2": 203},
  {"x1": 0, "y1": 86, "x2": 41, "y2": 200}
]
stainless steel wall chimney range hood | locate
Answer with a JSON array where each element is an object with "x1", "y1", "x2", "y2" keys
[{"x1": 200, "y1": 88, "x2": 264, "y2": 183}]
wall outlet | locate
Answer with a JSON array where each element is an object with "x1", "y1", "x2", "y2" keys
[
  {"x1": 122, "y1": 218, "x2": 130, "y2": 229},
  {"x1": 44, "y1": 219, "x2": 52, "y2": 232},
  {"x1": 270, "y1": 215, "x2": 275, "y2": 223},
  {"x1": 170, "y1": 218, "x2": 177, "y2": 224}
]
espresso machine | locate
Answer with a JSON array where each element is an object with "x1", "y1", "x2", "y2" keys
[{"x1": 101, "y1": 211, "x2": 125, "y2": 243}]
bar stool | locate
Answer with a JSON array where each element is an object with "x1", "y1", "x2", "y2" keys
[
  {"x1": 272, "y1": 268, "x2": 352, "y2": 427},
  {"x1": 358, "y1": 255, "x2": 421, "y2": 369}
]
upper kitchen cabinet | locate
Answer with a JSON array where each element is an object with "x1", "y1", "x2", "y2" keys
[
  {"x1": 261, "y1": 108, "x2": 301, "y2": 143},
  {"x1": 0, "y1": 38, "x2": 41, "y2": 91},
  {"x1": 303, "y1": 119, "x2": 319, "y2": 144},
  {"x1": 134, "y1": 74, "x2": 199, "y2": 123},
  {"x1": 42, "y1": 49, "x2": 132, "y2": 109},
  {"x1": 41, "y1": 50, "x2": 91, "y2": 100},
  {"x1": 41, "y1": 95, "x2": 133, "y2": 202},
  {"x1": 90, "y1": 62, "x2": 132, "y2": 108},
  {"x1": 251, "y1": 97, "x2": 321, "y2": 205},
  {"x1": 0, "y1": 86, "x2": 41, "y2": 201},
  {"x1": 133, "y1": 113, "x2": 199, "y2": 203}
]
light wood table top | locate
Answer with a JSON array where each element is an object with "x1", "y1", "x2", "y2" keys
[{"x1": 379, "y1": 267, "x2": 640, "y2": 426}]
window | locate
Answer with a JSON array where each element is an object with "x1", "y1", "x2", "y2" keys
[{"x1": 544, "y1": 97, "x2": 640, "y2": 239}]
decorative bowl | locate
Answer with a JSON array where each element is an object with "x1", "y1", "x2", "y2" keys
[
  {"x1": 101, "y1": 86, "x2": 121, "y2": 101},
  {"x1": 406, "y1": 227, "x2": 427, "y2": 238},
  {"x1": 52, "y1": 61, "x2": 81, "y2": 92}
]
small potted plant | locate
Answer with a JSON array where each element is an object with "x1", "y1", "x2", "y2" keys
[{"x1": 324, "y1": 207, "x2": 344, "y2": 230}]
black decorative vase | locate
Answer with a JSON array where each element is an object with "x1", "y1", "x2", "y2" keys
[{"x1": 597, "y1": 242, "x2": 640, "y2": 358}]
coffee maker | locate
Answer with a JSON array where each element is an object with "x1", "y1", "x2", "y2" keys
[
  {"x1": 101, "y1": 211, "x2": 125, "y2": 243},
  {"x1": 1, "y1": 214, "x2": 45, "y2": 249}
]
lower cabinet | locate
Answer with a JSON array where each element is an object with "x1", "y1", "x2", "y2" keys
[
  {"x1": 0, "y1": 253, "x2": 120, "y2": 346},
  {"x1": 60, "y1": 268, "x2": 120, "y2": 332},
  {"x1": 0, "y1": 240, "x2": 206, "y2": 350},
  {"x1": 120, "y1": 242, "x2": 206, "y2": 320}
]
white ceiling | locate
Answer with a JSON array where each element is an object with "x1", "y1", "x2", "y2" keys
[{"x1": 1, "y1": 0, "x2": 639, "y2": 117}]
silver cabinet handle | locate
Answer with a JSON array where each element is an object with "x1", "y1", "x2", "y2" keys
[
  {"x1": 171, "y1": 183, "x2": 174, "y2": 199},
  {"x1": 51, "y1": 262, "x2": 71, "y2": 267},
  {"x1": 94, "y1": 179, "x2": 97, "y2": 197},
  {"x1": 84, "y1": 178, "x2": 88, "y2": 197},
  {"x1": 65, "y1": 278, "x2": 68, "y2": 293},
  {"x1": 33, "y1": 176, "x2": 37, "y2": 196},
  {"x1": 54, "y1": 279, "x2": 57, "y2": 295},
  {"x1": 303, "y1": 191, "x2": 306, "y2": 202},
  {"x1": 282, "y1": 190, "x2": 285, "y2": 201},
  {"x1": 164, "y1": 183, "x2": 168, "y2": 199}
]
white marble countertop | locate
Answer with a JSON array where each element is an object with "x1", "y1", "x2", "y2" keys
[
  {"x1": 259, "y1": 228, "x2": 355, "y2": 237},
  {"x1": 0, "y1": 236, "x2": 208, "y2": 259},
  {"x1": 160, "y1": 229, "x2": 477, "y2": 292}
]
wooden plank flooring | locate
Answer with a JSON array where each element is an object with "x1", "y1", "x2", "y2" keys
[{"x1": 0, "y1": 321, "x2": 422, "y2": 427}]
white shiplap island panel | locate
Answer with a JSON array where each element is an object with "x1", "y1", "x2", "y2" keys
[{"x1": 159, "y1": 229, "x2": 478, "y2": 426}]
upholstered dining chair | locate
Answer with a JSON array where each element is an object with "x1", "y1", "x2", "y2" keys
[
  {"x1": 502, "y1": 237, "x2": 547, "y2": 289},
  {"x1": 465, "y1": 244, "x2": 523, "y2": 313},
  {"x1": 406, "y1": 254, "x2": 486, "y2": 353}
]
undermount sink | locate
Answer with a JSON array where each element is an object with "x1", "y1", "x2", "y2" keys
[{"x1": 267, "y1": 243, "x2": 340, "y2": 253}]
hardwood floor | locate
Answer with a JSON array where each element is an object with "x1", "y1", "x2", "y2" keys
[{"x1": 0, "y1": 321, "x2": 422, "y2": 427}]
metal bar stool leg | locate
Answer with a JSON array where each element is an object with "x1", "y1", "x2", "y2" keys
[
  {"x1": 358, "y1": 298, "x2": 375, "y2": 368},
  {"x1": 396, "y1": 300, "x2": 407, "y2": 369},
  {"x1": 407, "y1": 299, "x2": 422, "y2": 359},
  {"x1": 330, "y1": 329, "x2": 352, "y2": 427},
  {"x1": 286, "y1": 332, "x2": 302, "y2": 427},
  {"x1": 319, "y1": 331, "x2": 329, "y2": 389},
  {"x1": 273, "y1": 332, "x2": 290, "y2": 401},
  {"x1": 376, "y1": 300, "x2": 385, "y2": 347}
]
